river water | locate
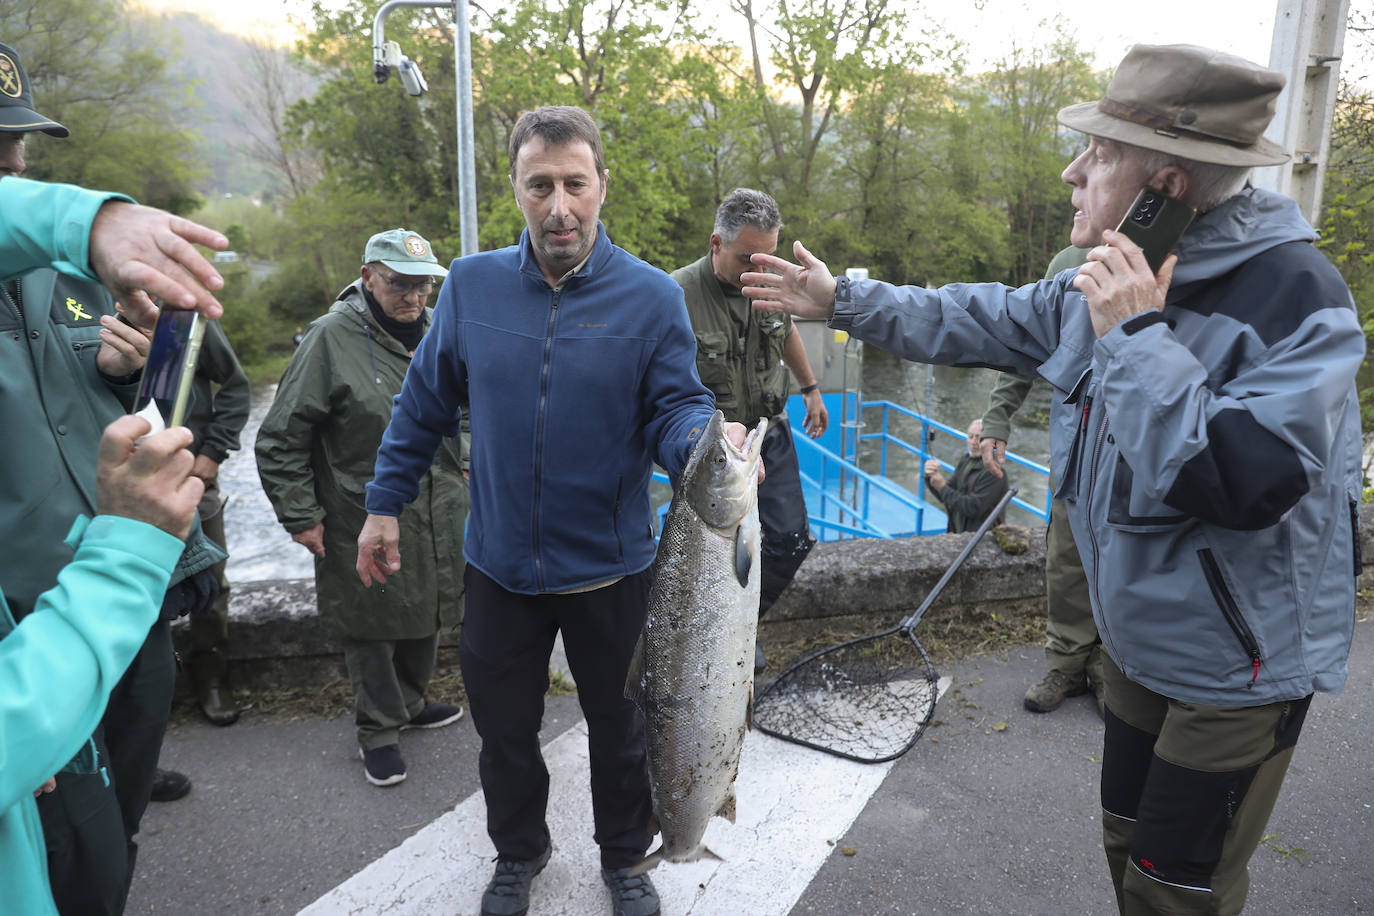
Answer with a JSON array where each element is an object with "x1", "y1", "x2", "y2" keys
[{"x1": 218, "y1": 347, "x2": 1055, "y2": 583}]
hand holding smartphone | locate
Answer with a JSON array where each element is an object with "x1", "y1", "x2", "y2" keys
[
  {"x1": 1113, "y1": 187, "x2": 1196, "y2": 273},
  {"x1": 132, "y1": 308, "x2": 206, "y2": 431}
]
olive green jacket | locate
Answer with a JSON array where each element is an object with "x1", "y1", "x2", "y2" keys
[
  {"x1": 255, "y1": 282, "x2": 467, "y2": 640},
  {"x1": 671, "y1": 254, "x2": 793, "y2": 424},
  {"x1": 980, "y1": 247, "x2": 1090, "y2": 443}
]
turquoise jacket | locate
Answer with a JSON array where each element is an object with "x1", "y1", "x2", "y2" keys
[{"x1": 0, "y1": 517, "x2": 184, "y2": 915}]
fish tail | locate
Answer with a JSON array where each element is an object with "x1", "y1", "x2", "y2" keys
[{"x1": 625, "y1": 848, "x2": 664, "y2": 877}]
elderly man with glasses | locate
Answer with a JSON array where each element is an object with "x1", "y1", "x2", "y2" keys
[{"x1": 257, "y1": 228, "x2": 469, "y2": 788}]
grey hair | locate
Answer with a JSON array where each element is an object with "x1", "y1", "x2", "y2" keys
[
  {"x1": 713, "y1": 188, "x2": 782, "y2": 242},
  {"x1": 1127, "y1": 145, "x2": 1252, "y2": 212}
]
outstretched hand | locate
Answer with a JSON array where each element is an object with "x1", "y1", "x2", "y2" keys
[
  {"x1": 88, "y1": 201, "x2": 229, "y2": 324},
  {"x1": 740, "y1": 240, "x2": 838, "y2": 320}
]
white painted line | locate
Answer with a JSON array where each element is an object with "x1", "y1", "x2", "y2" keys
[{"x1": 302, "y1": 677, "x2": 950, "y2": 916}]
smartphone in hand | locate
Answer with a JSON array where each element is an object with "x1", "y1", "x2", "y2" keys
[
  {"x1": 133, "y1": 308, "x2": 206, "y2": 430},
  {"x1": 1114, "y1": 188, "x2": 1196, "y2": 274}
]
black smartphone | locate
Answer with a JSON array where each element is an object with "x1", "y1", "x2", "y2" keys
[
  {"x1": 1114, "y1": 187, "x2": 1196, "y2": 273},
  {"x1": 133, "y1": 309, "x2": 206, "y2": 429}
]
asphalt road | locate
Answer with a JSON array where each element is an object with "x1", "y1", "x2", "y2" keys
[{"x1": 127, "y1": 619, "x2": 1374, "y2": 915}]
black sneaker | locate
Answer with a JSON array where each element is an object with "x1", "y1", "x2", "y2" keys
[
  {"x1": 402, "y1": 701, "x2": 464, "y2": 730},
  {"x1": 481, "y1": 845, "x2": 551, "y2": 916},
  {"x1": 149, "y1": 768, "x2": 191, "y2": 803},
  {"x1": 601, "y1": 866, "x2": 661, "y2": 916},
  {"x1": 359, "y1": 744, "x2": 406, "y2": 787}
]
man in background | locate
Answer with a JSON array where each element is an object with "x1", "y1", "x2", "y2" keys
[
  {"x1": 978, "y1": 246, "x2": 1104, "y2": 716},
  {"x1": 922, "y1": 418, "x2": 1007, "y2": 533},
  {"x1": 257, "y1": 228, "x2": 466, "y2": 790},
  {"x1": 672, "y1": 188, "x2": 826, "y2": 672}
]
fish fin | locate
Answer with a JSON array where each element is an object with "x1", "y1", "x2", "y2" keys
[
  {"x1": 623, "y1": 632, "x2": 646, "y2": 706},
  {"x1": 734, "y1": 524, "x2": 752, "y2": 587},
  {"x1": 746, "y1": 682, "x2": 754, "y2": 731},
  {"x1": 718, "y1": 785, "x2": 737, "y2": 824},
  {"x1": 701, "y1": 844, "x2": 725, "y2": 864},
  {"x1": 626, "y1": 847, "x2": 664, "y2": 877}
]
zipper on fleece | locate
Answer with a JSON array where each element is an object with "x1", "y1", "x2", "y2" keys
[
  {"x1": 1198, "y1": 547, "x2": 1263, "y2": 685},
  {"x1": 532, "y1": 287, "x2": 562, "y2": 592}
]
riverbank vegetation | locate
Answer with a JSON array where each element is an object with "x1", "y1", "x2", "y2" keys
[{"x1": 5, "y1": 0, "x2": 1373, "y2": 425}]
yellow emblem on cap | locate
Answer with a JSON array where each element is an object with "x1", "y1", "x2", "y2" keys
[
  {"x1": 404, "y1": 235, "x2": 429, "y2": 258},
  {"x1": 0, "y1": 54, "x2": 21, "y2": 99}
]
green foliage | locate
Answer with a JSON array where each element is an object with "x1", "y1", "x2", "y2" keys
[{"x1": 2, "y1": 0, "x2": 205, "y2": 212}]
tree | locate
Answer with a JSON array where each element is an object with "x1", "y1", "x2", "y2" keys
[
  {"x1": 1, "y1": 0, "x2": 205, "y2": 212},
  {"x1": 967, "y1": 27, "x2": 1102, "y2": 284}
]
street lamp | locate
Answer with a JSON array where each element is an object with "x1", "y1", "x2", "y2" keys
[{"x1": 371, "y1": 0, "x2": 479, "y2": 257}]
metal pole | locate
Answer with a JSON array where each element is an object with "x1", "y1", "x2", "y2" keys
[
  {"x1": 373, "y1": 0, "x2": 480, "y2": 256},
  {"x1": 1252, "y1": 0, "x2": 1350, "y2": 224},
  {"x1": 454, "y1": 0, "x2": 478, "y2": 256}
]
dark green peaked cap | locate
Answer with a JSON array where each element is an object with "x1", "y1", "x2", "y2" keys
[{"x1": 0, "y1": 42, "x2": 69, "y2": 137}]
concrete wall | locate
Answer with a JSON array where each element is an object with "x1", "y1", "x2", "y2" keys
[{"x1": 184, "y1": 505, "x2": 1374, "y2": 689}]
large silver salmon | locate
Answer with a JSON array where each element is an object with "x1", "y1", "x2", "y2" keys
[{"x1": 626, "y1": 409, "x2": 767, "y2": 873}]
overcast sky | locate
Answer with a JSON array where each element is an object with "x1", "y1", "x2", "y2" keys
[{"x1": 132, "y1": 0, "x2": 1367, "y2": 82}]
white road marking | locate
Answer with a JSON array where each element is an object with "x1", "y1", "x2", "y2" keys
[{"x1": 302, "y1": 677, "x2": 950, "y2": 916}]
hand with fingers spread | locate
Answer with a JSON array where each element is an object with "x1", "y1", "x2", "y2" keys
[
  {"x1": 1073, "y1": 230, "x2": 1176, "y2": 338},
  {"x1": 95, "y1": 306, "x2": 153, "y2": 378},
  {"x1": 88, "y1": 201, "x2": 229, "y2": 321},
  {"x1": 96, "y1": 415, "x2": 203, "y2": 540},
  {"x1": 356, "y1": 514, "x2": 402, "y2": 586},
  {"x1": 740, "y1": 240, "x2": 838, "y2": 320}
]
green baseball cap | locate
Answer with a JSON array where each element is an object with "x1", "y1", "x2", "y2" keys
[
  {"x1": 363, "y1": 228, "x2": 449, "y2": 278},
  {"x1": 0, "y1": 42, "x2": 69, "y2": 137}
]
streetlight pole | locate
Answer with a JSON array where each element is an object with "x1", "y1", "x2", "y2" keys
[{"x1": 372, "y1": 0, "x2": 480, "y2": 256}]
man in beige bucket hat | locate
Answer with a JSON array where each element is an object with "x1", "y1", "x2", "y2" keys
[{"x1": 741, "y1": 43, "x2": 1363, "y2": 915}]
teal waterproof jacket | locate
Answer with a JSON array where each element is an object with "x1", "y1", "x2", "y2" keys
[
  {"x1": 0, "y1": 176, "x2": 188, "y2": 915},
  {"x1": 0, "y1": 516, "x2": 183, "y2": 916}
]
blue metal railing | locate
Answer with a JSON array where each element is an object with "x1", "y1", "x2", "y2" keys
[
  {"x1": 651, "y1": 395, "x2": 1052, "y2": 541},
  {"x1": 859, "y1": 399, "x2": 1052, "y2": 525}
]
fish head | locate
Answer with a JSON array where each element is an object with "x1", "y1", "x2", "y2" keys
[{"x1": 680, "y1": 410, "x2": 767, "y2": 530}]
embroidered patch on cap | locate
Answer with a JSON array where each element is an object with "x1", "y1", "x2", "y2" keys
[
  {"x1": 404, "y1": 235, "x2": 430, "y2": 258},
  {"x1": 0, "y1": 54, "x2": 22, "y2": 99}
]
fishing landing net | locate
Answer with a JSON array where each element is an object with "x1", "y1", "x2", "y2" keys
[{"x1": 753, "y1": 488, "x2": 1017, "y2": 764}]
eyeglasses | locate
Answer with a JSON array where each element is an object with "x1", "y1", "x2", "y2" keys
[{"x1": 376, "y1": 269, "x2": 435, "y2": 297}]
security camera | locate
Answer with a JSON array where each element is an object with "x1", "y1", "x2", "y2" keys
[
  {"x1": 376, "y1": 40, "x2": 427, "y2": 97},
  {"x1": 397, "y1": 58, "x2": 428, "y2": 97}
]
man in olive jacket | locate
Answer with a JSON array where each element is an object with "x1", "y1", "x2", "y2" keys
[{"x1": 256, "y1": 229, "x2": 467, "y2": 788}]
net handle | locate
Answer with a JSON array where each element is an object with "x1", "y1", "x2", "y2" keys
[{"x1": 898, "y1": 486, "x2": 1018, "y2": 632}]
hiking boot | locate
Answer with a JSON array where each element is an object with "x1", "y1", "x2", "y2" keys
[
  {"x1": 754, "y1": 642, "x2": 766, "y2": 674},
  {"x1": 149, "y1": 768, "x2": 191, "y2": 802},
  {"x1": 360, "y1": 744, "x2": 406, "y2": 787},
  {"x1": 401, "y1": 701, "x2": 464, "y2": 730},
  {"x1": 1023, "y1": 669, "x2": 1089, "y2": 713},
  {"x1": 192, "y1": 649, "x2": 239, "y2": 726},
  {"x1": 601, "y1": 866, "x2": 661, "y2": 916},
  {"x1": 481, "y1": 845, "x2": 551, "y2": 916}
]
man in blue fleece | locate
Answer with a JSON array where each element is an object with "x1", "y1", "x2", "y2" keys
[
  {"x1": 741, "y1": 44, "x2": 1363, "y2": 916},
  {"x1": 357, "y1": 106, "x2": 738, "y2": 916}
]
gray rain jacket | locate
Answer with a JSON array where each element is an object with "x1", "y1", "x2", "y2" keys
[{"x1": 833, "y1": 188, "x2": 1362, "y2": 706}]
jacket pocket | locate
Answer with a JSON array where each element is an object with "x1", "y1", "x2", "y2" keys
[
  {"x1": 1105, "y1": 455, "x2": 1189, "y2": 530},
  {"x1": 1197, "y1": 547, "x2": 1262, "y2": 685},
  {"x1": 694, "y1": 330, "x2": 737, "y2": 411}
]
